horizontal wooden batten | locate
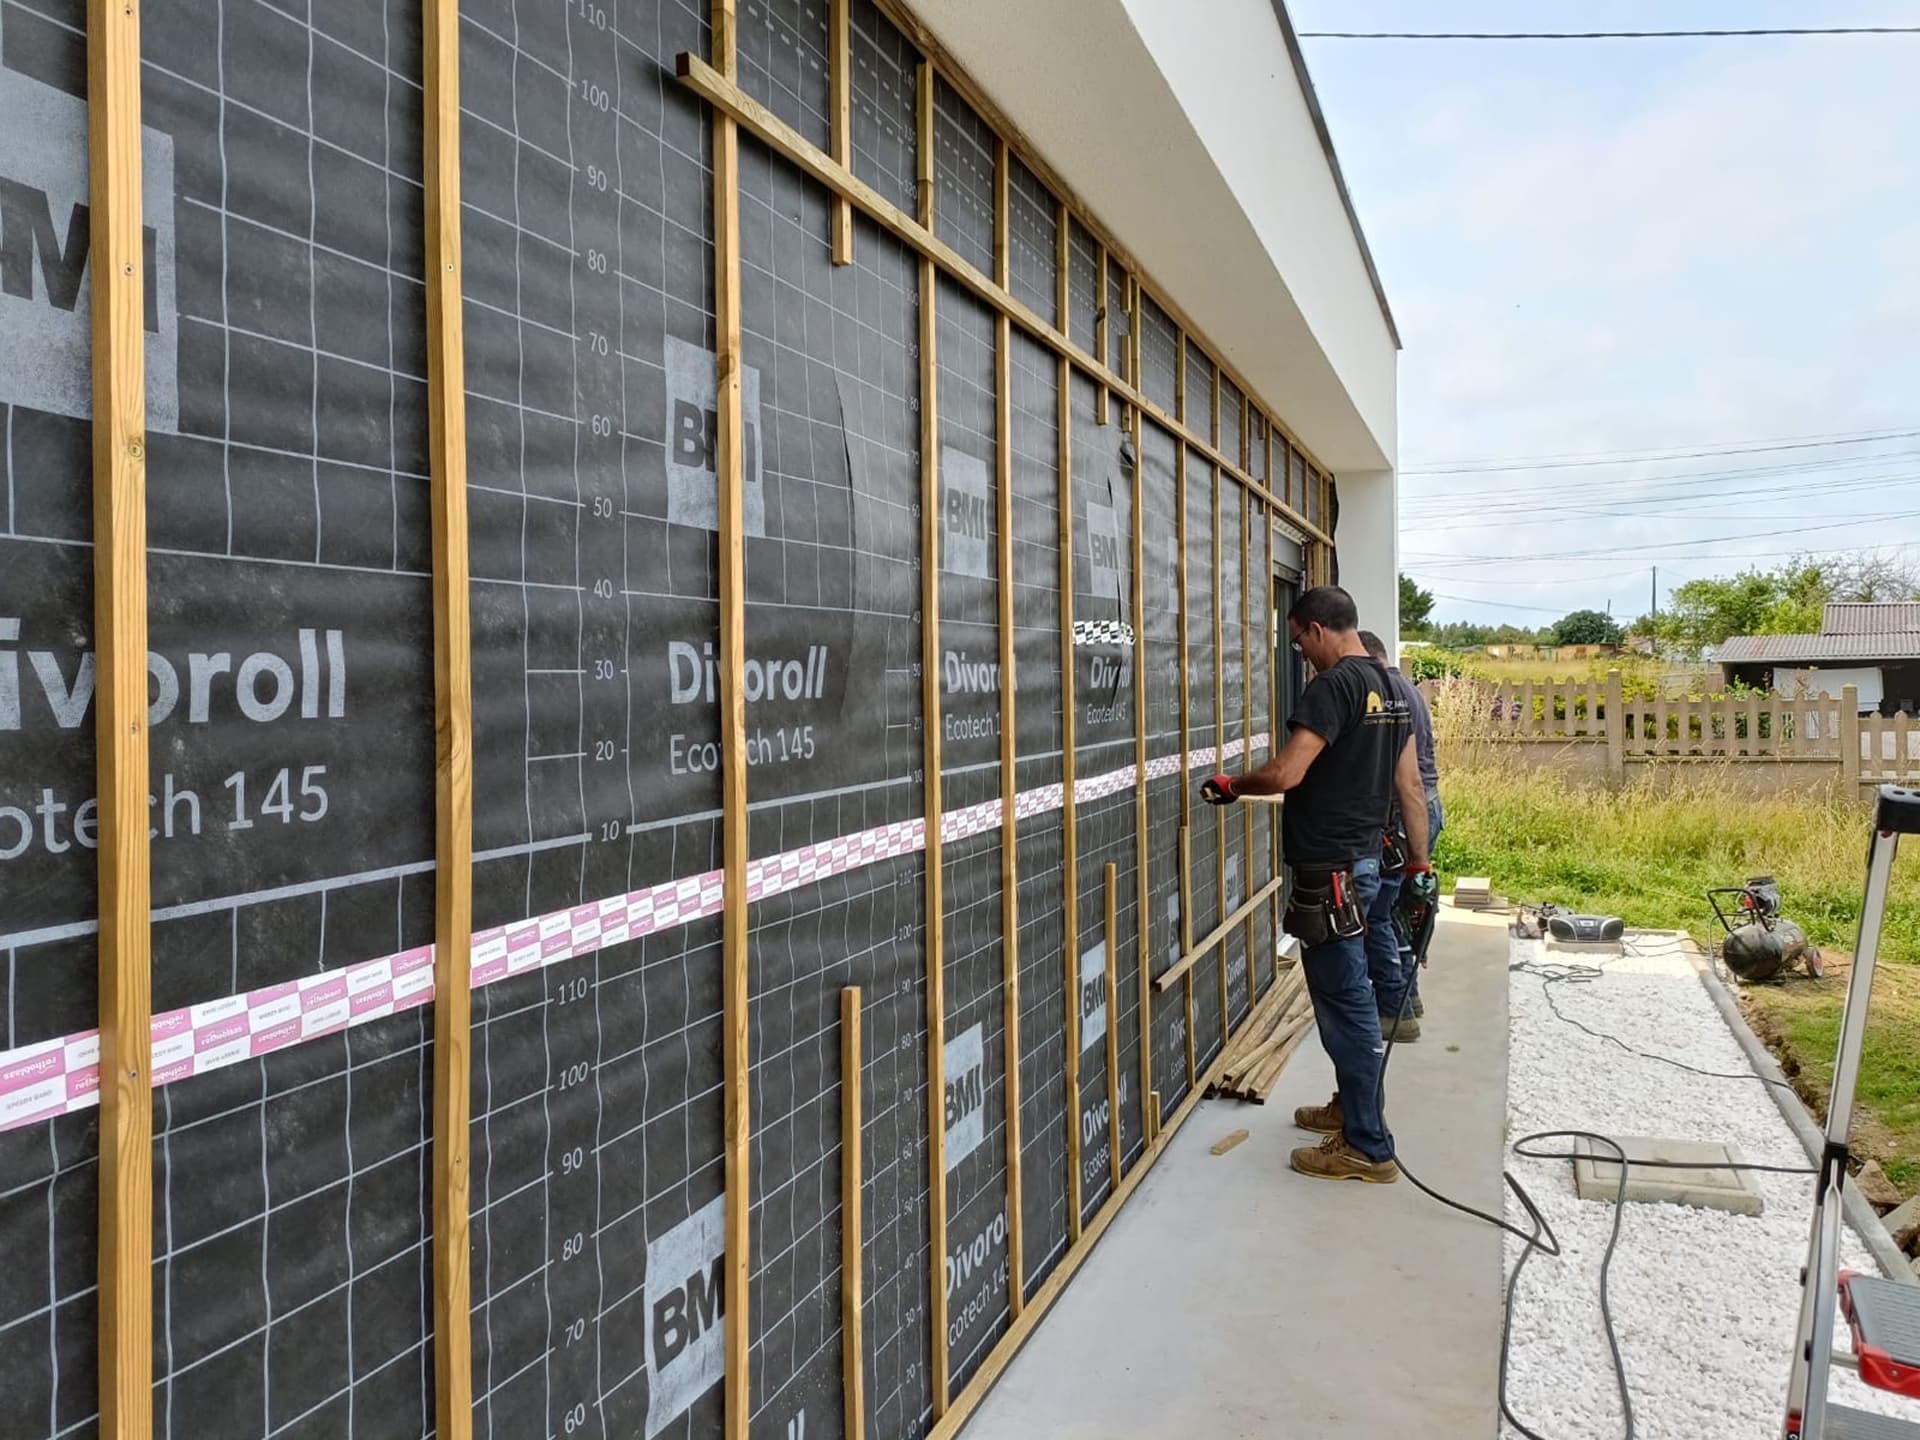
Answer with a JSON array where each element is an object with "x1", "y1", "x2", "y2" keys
[
  {"x1": 1153, "y1": 875, "x2": 1286, "y2": 994},
  {"x1": 671, "y1": 53, "x2": 1333, "y2": 550}
]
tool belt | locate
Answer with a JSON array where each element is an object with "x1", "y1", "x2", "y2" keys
[
  {"x1": 1286, "y1": 864, "x2": 1367, "y2": 947},
  {"x1": 1381, "y1": 827, "x2": 1408, "y2": 874}
]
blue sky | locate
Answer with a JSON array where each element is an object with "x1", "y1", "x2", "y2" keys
[{"x1": 1291, "y1": 0, "x2": 1920, "y2": 627}]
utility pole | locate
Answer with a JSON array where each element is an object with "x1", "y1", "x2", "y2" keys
[{"x1": 1651, "y1": 566, "x2": 1657, "y2": 619}]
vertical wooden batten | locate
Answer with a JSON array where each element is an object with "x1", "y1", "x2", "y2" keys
[
  {"x1": 1173, "y1": 343, "x2": 1195, "y2": 1090},
  {"x1": 841, "y1": 988, "x2": 866, "y2": 1440},
  {"x1": 422, "y1": 0, "x2": 476, "y2": 1432},
  {"x1": 828, "y1": 0, "x2": 852, "y2": 264},
  {"x1": 916, "y1": 55, "x2": 953, "y2": 1417},
  {"x1": 1212, "y1": 459, "x2": 1227, "y2": 1050},
  {"x1": 1240, "y1": 485, "x2": 1253, "y2": 999},
  {"x1": 991, "y1": 134, "x2": 1025, "y2": 1313},
  {"x1": 710, "y1": 2, "x2": 752, "y2": 1434},
  {"x1": 1054, "y1": 198, "x2": 1082, "y2": 1243},
  {"x1": 1126, "y1": 276, "x2": 1151, "y2": 1151},
  {"x1": 1102, "y1": 864, "x2": 1121, "y2": 1189},
  {"x1": 87, "y1": 0, "x2": 153, "y2": 1433},
  {"x1": 1094, "y1": 244, "x2": 1109, "y2": 425}
]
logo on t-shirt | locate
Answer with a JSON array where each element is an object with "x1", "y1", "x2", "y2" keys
[{"x1": 1366, "y1": 691, "x2": 1385, "y2": 715}]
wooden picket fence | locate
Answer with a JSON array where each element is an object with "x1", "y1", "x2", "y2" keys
[{"x1": 1418, "y1": 673, "x2": 1920, "y2": 787}]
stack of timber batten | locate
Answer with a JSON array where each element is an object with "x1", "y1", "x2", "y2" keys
[{"x1": 1209, "y1": 960, "x2": 1314, "y2": 1103}]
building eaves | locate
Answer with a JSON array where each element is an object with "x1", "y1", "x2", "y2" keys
[{"x1": 1271, "y1": 0, "x2": 1402, "y2": 350}]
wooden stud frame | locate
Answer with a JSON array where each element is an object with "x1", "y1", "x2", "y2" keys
[
  {"x1": 915, "y1": 56, "x2": 952, "y2": 1418},
  {"x1": 1055, "y1": 198, "x2": 1084, "y2": 1245},
  {"x1": 673, "y1": 55, "x2": 1334, "y2": 547},
  {"x1": 991, "y1": 135, "x2": 1026, "y2": 1314},
  {"x1": 87, "y1": 0, "x2": 153, "y2": 1431},
  {"x1": 54, "y1": 3, "x2": 1341, "y2": 1438},
  {"x1": 659, "y1": 8, "x2": 1346, "y2": 1435},
  {"x1": 711, "y1": 2, "x2": 753, "y2": 1434},
  {"x1": 842, "y1": 988, "x2": 866, "y2": 1440},
  {"x1": 866, "y1": 0, "x2": 1331, "y2": 497}
]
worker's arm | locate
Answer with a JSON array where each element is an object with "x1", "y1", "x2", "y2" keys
[
  {"x1": 1395, "y1": 734, "x2": 1430, "y2": 868},
  {"x1": 1204, "y1": 724, "x2": 1326, "y2": 801}
]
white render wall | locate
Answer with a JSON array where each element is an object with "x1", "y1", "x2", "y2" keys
[
  {"x1": 1115, "y1": 0, "x2": 1397, "y2": 471},
  {"x1": 1333, "y1": 470, "x2": 1399, "y2": 650}
]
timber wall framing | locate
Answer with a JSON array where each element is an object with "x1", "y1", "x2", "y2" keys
[{"x1": 1, "y1": 0, "x2": 1339, "y2": 1436}]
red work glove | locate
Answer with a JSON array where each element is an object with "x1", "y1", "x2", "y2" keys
[{"x1": 1200, "y1": 774, "x2": 1238, "y2": 806}]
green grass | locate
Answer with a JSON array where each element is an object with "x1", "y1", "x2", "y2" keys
[
  {"x1": 1434, "y1": 762, "x2": 1920, "y2": 962},
  {"x1": 1438, "y1": 761, "x2": 1920, "y2": 1191}
]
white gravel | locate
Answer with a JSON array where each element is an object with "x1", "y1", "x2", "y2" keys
[{"x1": 1500, "y1": 932, "x2": 1907, "y2": 1439}]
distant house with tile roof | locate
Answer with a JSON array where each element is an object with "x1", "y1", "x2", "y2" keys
[{"x1": 1715, "y1": 603, "x2": 1920, "y2": 714}]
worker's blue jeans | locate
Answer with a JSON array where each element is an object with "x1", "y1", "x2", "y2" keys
[
  {"x1": 1365, "y1": 864, "x2": 1411, "y2": 1021},
  {"x1": 1298, "y1": 855, "x2": 1393, "y2": 1161},
  {"x1": 1369, "y1": 791, "x2": 1448, "y2": 1014}
]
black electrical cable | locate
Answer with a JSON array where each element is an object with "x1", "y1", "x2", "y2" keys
[
  {"x1": 1511, "y1": 956, "x2": 1799, "y2": 1090},
  {"x1": 1369, "y1": 917, "x2": 1816, "y2": 1439}
]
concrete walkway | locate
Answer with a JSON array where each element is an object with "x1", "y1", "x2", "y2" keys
[{"x1": 962, "y1": 907, "x2": 1513, "y2": 1440}]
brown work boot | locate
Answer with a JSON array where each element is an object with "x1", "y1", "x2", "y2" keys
[
  {"x1": 1381, "y1": 1013, "x2": 1422, "y2": 1042},
  {"x1": 1294, "y1": 1093, "x2": 1343, "y2": 1135},
  {"x1": 1290, "y1": 1133, "x2": 1400, "y2": 1184}
]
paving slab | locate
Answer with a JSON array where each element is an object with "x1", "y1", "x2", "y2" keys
[
  {"x1": 958, "y1": 907, "x2": 1512, "y2": 1440},
  {"x1": 1571, "y1": 1135, "x2": 1765, "y2": 1216}
]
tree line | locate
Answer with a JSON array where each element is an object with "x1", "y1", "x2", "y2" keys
[{"x1": 1399, "y1": 551, "x2": 1920, "y2": 652}]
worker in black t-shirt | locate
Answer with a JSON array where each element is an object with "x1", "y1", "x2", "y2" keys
[{"x1": 1199, "y1": 585, "x2": 1431, "y2": 1183}]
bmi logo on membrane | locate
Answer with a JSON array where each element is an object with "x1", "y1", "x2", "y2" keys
[{"x1": 0, "y1": 43, "x2": 178, "y2": 428}]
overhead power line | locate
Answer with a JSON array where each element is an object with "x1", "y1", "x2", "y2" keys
[
  {"x1": 1404, "y1": 512, "x2": 1918, "y2": 567},
  {"x1": 1428, "y1": 593, "x2": 1568, "y2": 614},
  {"x1": 1400, "y1": 426, "x2": 1920, "y2": 476},
  {"x1": 1300, "y1": 27, "x2": 1920, "y2": 40}
]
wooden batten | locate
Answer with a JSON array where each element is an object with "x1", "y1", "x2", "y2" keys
[
  {"x1": 1154, "y1": 876, "x2": 1286, "y2": 993},
  {"x1": 1212, "y1": 459, "x2": 1228, "y2": 1050},
  {"x1": 992, "y1": 134, "x2": 1025, "y2": 1311},
  {"x1": 915, "y1": 56, "x2": 953, "y2": 1416},
  {"x1": 1094, "y1": 243, "x2": 1110, "y2": 424},
  {"x1": 1174, "y1": 425, "x2": 1196, "y2": 1090},
  {"x1": 829, "y1": 0, "x2": 852, "y2": 263},
  {"x1": 422, "y1": 1, "x2": 477, "y2": 1435},
  {"x1": 863, "y1": 0, "x2": 1334, "y2": 496},
  {"x1": 1055, "y1": 197, "x2": 1083, "y2": 1243},
  {"x1": 842, "y1": 988, "x2": 866, "y2": 1440},
  {"x1": 1241, "y1": 485, "x2": 1254, "y2": 998},
  {"x1": 87, "y1": 0, "x2": 154, "y2": 1432},
  {"x1": 670, "y1": 56, "x2": 1332, "y2": 548},
  {"x1": 712, "y1": 0, "x2": 753, "y2": 1432},
  {"x1": 1127, "y1": 274, "x2": 1152, "y2": 1152},
  {"x1": 1103, "y1": 864, "x2": 1121, "y2": 1189}
]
